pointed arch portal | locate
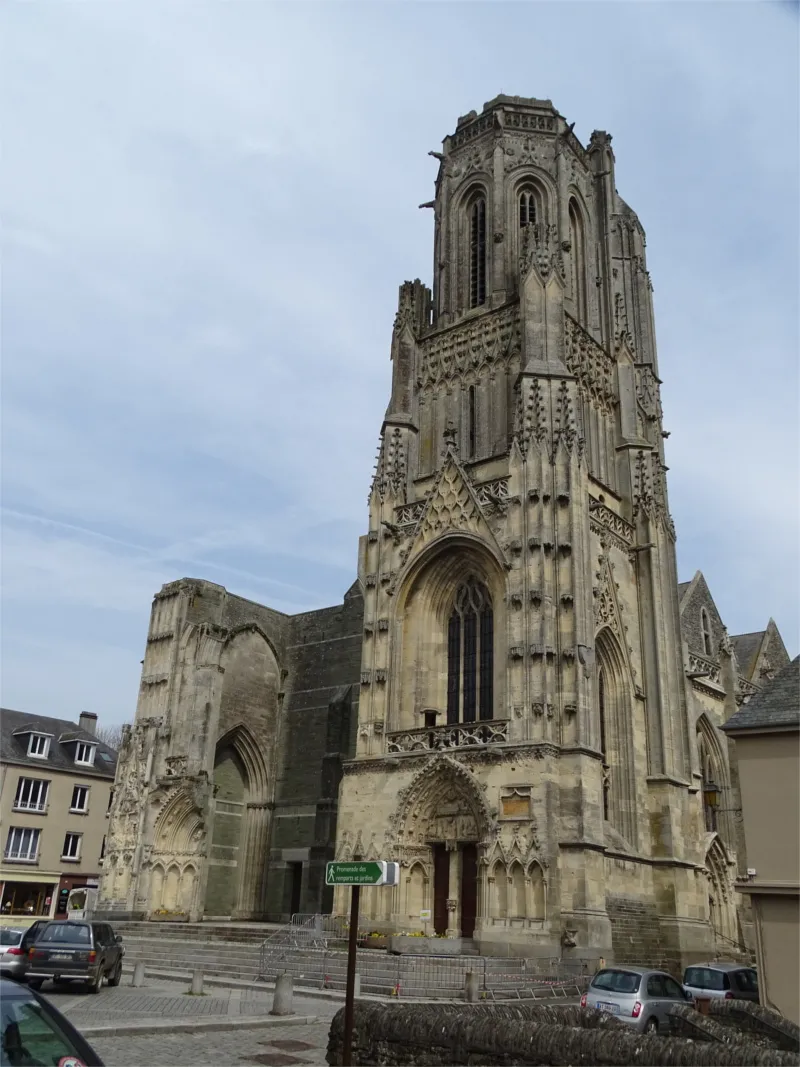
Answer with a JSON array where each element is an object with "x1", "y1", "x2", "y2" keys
[
  {"x1": 392, "y1": 756, "x2": 493, "y2": 938},
  {"x1": 205, "y1": 724, "x2": 270, "y2": 919}
]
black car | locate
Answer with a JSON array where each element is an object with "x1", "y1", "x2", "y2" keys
[
  {"x1": 0, "y1": 974, "x2": 104, "y2": 1065},
  {"x1": 26, "y1": 921, "x2": 124, "y2": 994}
]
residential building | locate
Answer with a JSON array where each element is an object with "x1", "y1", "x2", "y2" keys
[
  {"x1": 722, "y1": 658, "x2": 800, "y2": 1023},
  {"x1": 1, "y1": 708, "x2": 118, "y2": 926}
]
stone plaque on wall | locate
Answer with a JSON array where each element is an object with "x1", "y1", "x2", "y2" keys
[{"x1": 501, "y1": 788, "x2": 531, "y2": 819}]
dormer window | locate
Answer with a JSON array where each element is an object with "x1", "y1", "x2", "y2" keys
[
  {"x1": 75, "y1": 742, "x2": 97, "y2": 767},
  {"x1": 27, "y1": 734, "x2": 50, "y2": 759}
]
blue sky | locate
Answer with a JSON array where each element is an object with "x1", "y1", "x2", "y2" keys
[{"x1": 2, "y1": 1, "x2": 798, "y2": 727}]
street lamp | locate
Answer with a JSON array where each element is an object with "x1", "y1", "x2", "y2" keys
[{"x1": 703, "y1": 780, "x2": 721, "y2": 810}]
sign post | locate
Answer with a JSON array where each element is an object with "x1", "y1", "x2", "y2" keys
[{"x1": 326, "y1": 861, "x2": 399, "y2": 1066}]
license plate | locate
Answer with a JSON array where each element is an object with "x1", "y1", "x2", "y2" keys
[
  {"x1": 50, "y1": 953, "x2": 71, "y2": 961},
  {"x1": 597, "y1": 1001, "x2": 620, "y2": 1014}
]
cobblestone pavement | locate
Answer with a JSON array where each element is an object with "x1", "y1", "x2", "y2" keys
[
  {"x1": 49, "y1": 984, "x2": 276, "y2": 1020},
  {"x1": 92, "y1": 1020, "x2": 331, "y2": 1066},
  {"x1": 39, "y1": 978, "x2": 337, "y2": 1064}
]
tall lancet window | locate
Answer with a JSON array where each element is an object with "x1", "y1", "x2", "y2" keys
[
  {"x1": 568, "y1": 198, "x2": 587, "y2": 323},
  {"x1": 701, "y1": 609, "x2": 712, "y2": 657},
  {"x1": 469, "y1": 197, "x2": 487, "y2": 308},
  {"x1": 598, "y1": 667, "x2": 610, "y2": 820},
  {"x1": 446, "y1": 578, "x2": 493, "y2": 724}
]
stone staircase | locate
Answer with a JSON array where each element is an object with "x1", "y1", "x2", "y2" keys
[
  {"x1": 110, "y1": 920, "x2": 588, "y2": 1000},
  {"x1": 114, "y1": 922, "x2": 270, "y2": 982}
]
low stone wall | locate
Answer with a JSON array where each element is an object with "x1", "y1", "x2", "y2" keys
[
  {"x1": 669, "y1": 1004, "x2": 747, "y2": 1045},
  {"x1": 327, "y1": 1002, "x2": 800, "y2": 1066},
  {"x1": 709, "y1": 1000, "x2": 800, "y2": 1053}
]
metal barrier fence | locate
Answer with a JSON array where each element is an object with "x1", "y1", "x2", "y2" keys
[{"x1": 259, "y1": 934, "x2": 599, "y2": 1000}]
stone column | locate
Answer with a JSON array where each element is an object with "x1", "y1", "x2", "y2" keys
[{"x1": 446, "y1": 843, "x2": 461, "y2": 937}]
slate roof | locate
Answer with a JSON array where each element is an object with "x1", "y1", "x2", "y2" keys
[
  {"x1": 722, "y1": 657, "x2": 799, "y2": 734},
  {"x1": 730, "y1": 631, "x2": 766, "y2": 680},
  {"x1": 0, "y1": 707, "x2": 118, "y2": 779}
]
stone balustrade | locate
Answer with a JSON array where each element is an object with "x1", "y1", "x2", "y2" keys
[{"x1": 387, "y1": 720, "x2": 509, "y2": 753}]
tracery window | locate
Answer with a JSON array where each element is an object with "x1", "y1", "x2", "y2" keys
[
  {"x1": 447, "y1": 579, "x2": 493, "y2": 723},
  {"x1": 469, "y1": 197, "x2": 487, "y2": 308},
  {"x1": 519, "y1": 189, "x2": 537, "y2": 229}
]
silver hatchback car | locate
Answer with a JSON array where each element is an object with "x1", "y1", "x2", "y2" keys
[
  {"x1": 582, "y1": 966, "x2": 691, "y2": 1033},
  {"x1": 683, "y1": 962, "x2": 759, "y2": 1002}
]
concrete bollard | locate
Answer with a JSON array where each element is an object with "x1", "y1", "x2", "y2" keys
[
  {"x1": 353, "y1": 973, "x2": 361, "y2": 998},
  {"x1": 465, "y1": 970, "x2": 479, "y2": 1003},
  {"x1": 190, "y1": 968, "x2": 204, "y2": 996},
  {"x1": 131, "y1": 961, "x2": 146, "y2": 988},
  {"x1": 270, "y1": 973, "x2": 294, "y2": 1016}
]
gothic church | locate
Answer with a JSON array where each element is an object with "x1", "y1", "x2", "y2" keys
[{"x1": 99, "y1": 96, "x2": 790, "y2": 967}]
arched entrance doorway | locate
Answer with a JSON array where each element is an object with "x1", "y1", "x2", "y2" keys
[
  {"x1": 205, "y1": 745, "x2": 247, "y2": 917},
  {"x1": 393, "y1": 756, "x2": 494, "y2": 938},
  {"x1": 205, "y1": 725, "x2": 270, "y2": 919}
]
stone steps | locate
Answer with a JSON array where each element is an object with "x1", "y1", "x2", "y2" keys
[{"x1": 112, "y1": 921, "x2": 276, "y2": 945}]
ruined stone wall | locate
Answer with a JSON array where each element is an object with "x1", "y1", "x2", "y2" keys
[{"x1": 264, "y1": 584, "x2": 364, "y2": 920}]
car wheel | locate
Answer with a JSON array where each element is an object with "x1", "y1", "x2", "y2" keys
[
  {"x1": 27, "y1": 979, "x2": 43, "y2": 991},
  {"x1": 87, "y1": 972, "x2": 102, "y2": 994},
  {"x1": 107, "y1": 959, "x2": 122, "y2": 987},
  {"x1": 644, "y1": 1017, "x2": 658, "y2": 1034}
]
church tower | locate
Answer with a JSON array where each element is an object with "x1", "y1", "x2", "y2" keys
[{"x1": 334, "y1": 96, "x2": 710, "y2": 964}]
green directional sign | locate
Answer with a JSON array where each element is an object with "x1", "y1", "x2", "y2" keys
[{"x1": 325, "y1": 861, "x2": 399, "y2": 886}]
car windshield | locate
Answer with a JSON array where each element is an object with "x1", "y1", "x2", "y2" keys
[
  {"x1": 38, "y1": 924, "x2": 90, "y2": 945},
  {"x1": 1, "y1": 993, "x2": 84, "y2": 1067},
  {"x1": 0, "y1": 931, "x2": 23, "y2": 948},
  {"x1": 592, "y1": 970, "x2": 641, "y2": 994}
]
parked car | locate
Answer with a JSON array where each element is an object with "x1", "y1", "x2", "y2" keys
[
  {"x1": 683, "y1": 962, "x2": 759, "y2": 1002},
  {"x1": 0, "y1": 929, "x2": 28, "y2": 982},
  {"x1": 0, "y1": 922, "x2": 48, "y2": 982},
  {"x1": 0, "y1": 973, "x2": 104, "y2": 1065},
  {"x1": 26, "y1": 920, "x2": 124, "y2": 994},
  {"x1": 582, "y1": 966, "x2": 691, "y2": 1033}
]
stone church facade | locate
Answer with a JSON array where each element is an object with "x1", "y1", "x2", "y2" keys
[{"x1": 98, "y1": 96, "x2": 789, "y2": 967}]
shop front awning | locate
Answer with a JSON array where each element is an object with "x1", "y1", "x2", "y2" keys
[{"x1": 0, "y1": 871, "x2": 60, "y2": 885}]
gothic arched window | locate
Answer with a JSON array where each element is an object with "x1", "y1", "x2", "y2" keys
[
  {"x1": 697, "y1": 728, "x2": 719, "y2": 833},
  {"x1": 519, "y1": 189, "x2": 537, "y2": 229},
  {"x1": 598, "y1": 666, "x2": 610, "y2": 820},
  {"x1": 701, "y1": 609, "x2": 712, "y2": 657},
  {"x1": 467, "y1": 385, "x2": 477, "y2": 459},
  {"x1": 469, "y1": 197, "x2": 487, "y2": 309},
  {"x1": 447, "y1": 578, "x2": 493, "y2": 724},
  {"x1": 568, "y1": 198, "x2": 587, "y2": 323}
]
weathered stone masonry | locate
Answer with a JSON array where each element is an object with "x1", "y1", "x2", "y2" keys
[
  {"x1": 99, "y1": 95, "x2": 789, "y2": 948},
  {"x1": 98, "y1": 578, "x2": 362, "y2": 921}
]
